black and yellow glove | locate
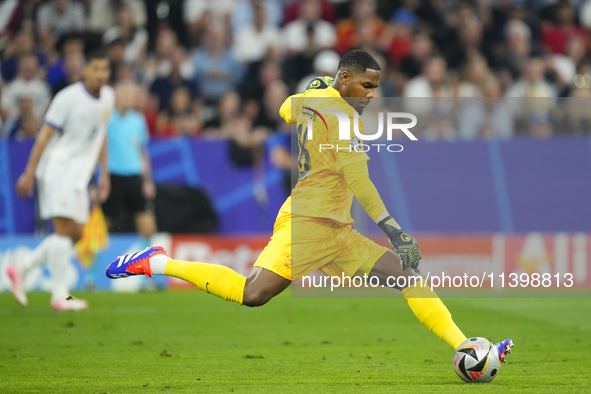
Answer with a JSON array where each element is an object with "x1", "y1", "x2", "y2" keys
[{"x1": 377, "y1": 216, "x2": 421, "y2": 270}]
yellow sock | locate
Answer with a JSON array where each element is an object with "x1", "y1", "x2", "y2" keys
[
  {"x1": 401, "y1": 280, "x2": 467, "y2": 350},
  {"x1": 164, "y1": 260, "x2": 246, "y2": 305}
]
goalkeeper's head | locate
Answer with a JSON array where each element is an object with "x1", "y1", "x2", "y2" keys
[{"x1": 333, "y1": 49, "x2": 381, "y2": 114}]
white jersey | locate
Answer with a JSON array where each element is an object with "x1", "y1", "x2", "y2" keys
[{"x1": 36, "y1": 82, "x2": 115, "y2": 190}]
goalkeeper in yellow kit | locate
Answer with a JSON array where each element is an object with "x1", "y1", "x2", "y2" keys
[{"x1": 106, "y1": 50, "x2": 513, "y2": 360}]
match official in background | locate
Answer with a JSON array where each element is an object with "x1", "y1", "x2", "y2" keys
[{"x1": 102, "y1": 81, "x2": 157, "y2": 246}]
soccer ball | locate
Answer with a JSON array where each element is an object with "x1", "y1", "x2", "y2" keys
[{"x1": 453, "y1": 337, "x2": 501, "y2": 383}]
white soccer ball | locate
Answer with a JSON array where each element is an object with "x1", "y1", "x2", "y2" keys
[{"x1": 453, "y1": 337, "x2": 502, "y2": 383}]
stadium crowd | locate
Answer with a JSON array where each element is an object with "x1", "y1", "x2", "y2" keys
[{"x1": 1, "y1": 0, "x2": 591, "y2": 149}]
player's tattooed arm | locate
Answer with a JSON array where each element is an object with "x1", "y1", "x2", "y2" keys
[{"x1": 16, "y1": 123, "x2": 56, "y2": 197}]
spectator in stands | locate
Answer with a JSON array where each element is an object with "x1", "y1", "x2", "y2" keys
[
  {"x1": 175, "y1": 113, "x2": 202, "y2": 138},
  {"x1": 184, "y1": 0, "x2": 234, "y2": 47},
  {"x1": 445, "y1": 14, "x2": 488, "y2": 71},
  {"x1": 144, "y1": 30, "x2": 194, "y2": 83},
  {"x1": 232, "y1": 0, "x2": 282, "y2": 32},
  {"x1": 103, "y1": 82, "x2": 157, "y2": 242},
  {"x1": 541, "y1": 2, "x2": 588, "y2": 55},
  {"x1": 379, "y1": 8, "x2": 416, "y2": 66},
  {"x1": 233, "y1": 4, "x2": 281, "y2": 64},
  {"x1": 0, "y1": 0, "x2": 20, "y2": 42},
  {"x1": 113, "y1": 63, "x2": 141, "y2": 84},
  {"x1": 457, "y1": 55, "x2": 491, "y2": 97},
  {"x1": 581, "y1": 0, "x2": 591, "y2": 30},
  {"x1": 283, "y1": 0, "x2": 335, "y2": 88},
  {"x1": 505, "y1": 56, "x2": 557, "y2": 98},
  {"x1": 1, "y1": 97, "x2": 35, "y2": 138},
  {"x1": 550, "y1": 35, "x2": 586, "y2": 91},
  {"x1": 136, "y1": 86, "x2": 159, "y2": 135},
  {"x1": 284, "y1": 0, "x2": 336, "y2": 24},
  {"x1": 334, "y1": 0, "x2": 385, "y2": 54},
  {"x1": 506, "y1": 56, "x2": 557, "y2": 126},
  {"x1": 226, "y1": 114, "x2": 267, "y2": 167},
  {"x1": 458, "y1": 77, "x2": 514, "y2": 140},
  {"x1": 403, "y1": 54, "x2": 453, "y2": 117},
  {"x1": 267, "y1": 126, "x2": 294, "y2": 192},
  {"x1": 192, "y1": 24, "x2": 243, "y2": 104},
  {"x1": 0, "y1": 54, "x2": 50, "y2": 123},
  {"x1": 4, "y1": 0, "x2": 591, "y2": 147},
  {"x1": 352, "y1": 15, "x2": 384, "y2": 57},
  {"x1": 527, "y1": 110, "x2": 553, "y2": 138},
  {"x1": 239, "y1": 60, "x2": 282, "y2": 119},
  {"x1": 399, "y1": 32, "x2": 434, "y2": 81},
  {"x1": 106, "y1": 38, "x2": 126, "y2": 83},
  {"x1": 155, "y1": 86, "x2": 201, "y2": 137},
  {"x1": 12, "y1": 113, "x2": 39, "y2": 141},
  {"x1": 403, "y1": 54, "x2": 452, "y2": 98},
  {"x1": 253, "y1": 79, "x2": 289, "y2": 131},
  {"x1": 37, "y1": 0, "x2": 86, "y2": 50},
  {"x1": 493, "y1": 19, "x2": 534, "y2": 80},
  {"x1": 203, "y1": 90, "x2": 241, "y2": 137},
  {"x1": 150, "y1": 47, "x2": 199, "y2": 112},
  {"x1": 90, "y1": 0, "x2": 147, "y2": 33},
  {"x1": 422, "y1": 107, "x2": 457, "y2": 142},
  {"x1": 103, "y1": 7, "x2": 148, "y2": 65},
  {"x1": 556, "y1": 87, "x2": 591, "y2": 135},
  {"x1": 283, "y1": 0, "x2": 336, "y2": 55},
  {"x1": 46, "y1": 35, "x2": 84, "y2": 92},
  {"x1": 1, "y1": 31, "x2": 46, "y2": 82},
  {"x1": 51, "y1": 51, "x2": 84, "y2": 96}
]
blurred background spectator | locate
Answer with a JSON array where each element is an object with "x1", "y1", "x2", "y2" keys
[
  {"x1": 103, "y1": 7, "x2": 148, "y2": 65},
  {"x1": 36, "y1": 0, "x2": 86, "y2": 54},
  {"x1": 233, "y1": 4, "x2": 281, "y2": 64},
  {"x1": 149, "y1": 46, "x2": 199, "y2": 113},
  {"x1": 3, "y1": 0, "x2": 591, "y2": 144},
  {"x1": 191, "y1": 24, "x2": 243, "y2": 104},
  {"x1": 335, "y1": 0, "x2": 384, "y2": 54},
  {"x1": 90, "y1": 0, "x2": 146, "y2": 33},
  {"x1": 1, "y1": 54, "x2": 50, "y2": 124}
]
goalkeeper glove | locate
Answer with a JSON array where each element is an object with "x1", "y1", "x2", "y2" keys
[
  {"x1": 377, "y1": 216, "x2": 422, "y2": 270},
  {"x1": 305, "y1": 76, "x2": 334, "y2": 90}
]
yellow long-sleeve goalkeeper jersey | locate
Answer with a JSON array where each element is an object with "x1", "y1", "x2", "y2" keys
[{"x1": 278, "y1": 86, "x2": 369, "y2": 226}]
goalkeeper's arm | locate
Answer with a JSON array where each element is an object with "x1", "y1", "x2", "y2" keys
[{"x1": 343, "y1": 160, "x2": 421, "y2": 270}]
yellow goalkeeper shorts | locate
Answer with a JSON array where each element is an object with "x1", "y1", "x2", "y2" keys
[{"x1": 253, "y1": 210, "x2": 388, "y2": 281}]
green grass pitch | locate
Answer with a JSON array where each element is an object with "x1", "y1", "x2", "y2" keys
[{"x1": 1, "y1": 290, "x2": 590, "y2": 393}]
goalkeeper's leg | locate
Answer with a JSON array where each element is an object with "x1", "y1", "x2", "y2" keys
[
  {"x1": 105, "y1": 246, "x2": 290, "y2": 306},
  {"x1": 369, "y1": 250, "x2": 467, "y2": 350}
]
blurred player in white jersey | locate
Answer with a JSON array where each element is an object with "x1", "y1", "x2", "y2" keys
[{"x1": 7, "y1": 50, "x2": 115, "y2": 310}]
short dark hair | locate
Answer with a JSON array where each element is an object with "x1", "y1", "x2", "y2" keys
[
  {"x1": 86, "y1": 48, "x2": 108, "y2": 63},
  {"x1": 338, "y1": 50, "x2": 381, "y2": 73}
]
